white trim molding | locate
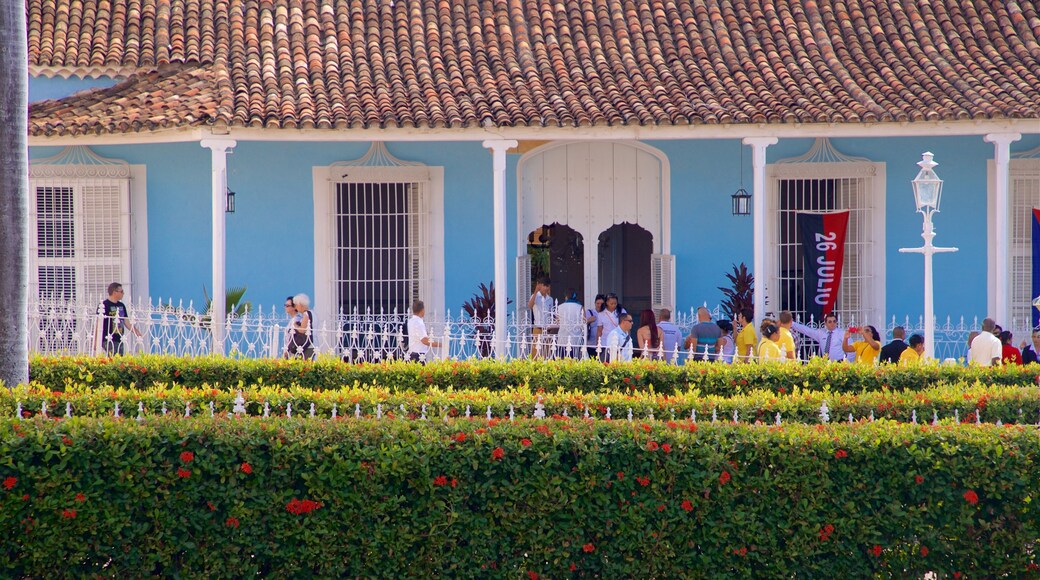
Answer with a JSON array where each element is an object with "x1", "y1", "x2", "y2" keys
[{"x1": 313, "y1": 143, "x2": 445, "y2": 323}]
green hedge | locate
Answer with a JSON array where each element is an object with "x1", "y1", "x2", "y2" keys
[
  {"x1": 4, "y1": 383, "x2": 1038, "y2": 425},
  {"x1": 27, "y1": 355, "x2": 1040, "y2": 395},
  {"x1": 0, "y1": 417, "x2": 1037, "y2": 576}
]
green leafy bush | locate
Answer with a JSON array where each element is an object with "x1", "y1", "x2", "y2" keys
[
  {"x1": 27, "y1": 355, "x2": 1040, "y2": 395},
  {"x1": 2, "y1": 383, "x2": 1038, "y2": 425},
  {"x1": 0, "y1": 418, "x2": 1036, "y2": 576}
]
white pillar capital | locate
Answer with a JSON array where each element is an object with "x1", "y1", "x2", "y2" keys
[
  {"x1": 483, "y1": 140, "x2": 518, "y2": 171},
  {"x1": 983, "y1": 132, "x2": 1022, "y2": 148},
  {"x1": 744, "y1": 137, "x2": 778, "y2": 329},
  {"x1": 200, "y1": 138, "x2": 237, "y2": 153}
]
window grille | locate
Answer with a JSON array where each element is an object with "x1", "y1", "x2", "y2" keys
[
  {"x1": 1008, "y1": 159, "x2": 1040, "y2": 334},
  {"x1": 334, "y1": 181, "x2": 427, "y2": 315},
  {"x1": 768, "y1": 164, "x2": 881, "y2": 327}
]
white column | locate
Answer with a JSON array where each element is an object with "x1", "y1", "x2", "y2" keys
[
  {"x1": 483, "y1": 139, "x2": 518, "y2": 359},
  {"x1": 984, "y1": 133, "x2": 1022, "y2": 326},
  {"x1": 743, "y1": 137, "x2": 778, "y2": 329},
  {"x1": 200, "y1": 138, "x2": 237, "y2": 355}
]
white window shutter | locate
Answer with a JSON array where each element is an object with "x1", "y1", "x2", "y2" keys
[
  {"x1": 79, "y1": 182, "x2": 131, "y2": 301},
  {"x1": 516, "y1": 255, "x2": 531, "y2": 319},
  {"x1": 651, "y1": 253, "x2": 675, "y2": 311}
]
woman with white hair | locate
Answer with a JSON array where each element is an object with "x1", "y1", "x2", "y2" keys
[{"x1": 289, "y1": 293, "x2": 315, "y2": 360}]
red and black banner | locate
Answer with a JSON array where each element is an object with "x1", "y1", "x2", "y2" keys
[
  {"x1": 1031, "y1": 209, "x2": 1040, "y2": 329},
  {"x1": 796, "y1": 211, "x2": 850, "y2": 322}
]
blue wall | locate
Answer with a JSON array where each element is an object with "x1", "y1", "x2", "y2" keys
[
  {"x1": 29, "y1": 75, "x2": 119, "y2": 102},
  {"x1": 29, "y1": 133, "x2": 1040, "y2": 322}
]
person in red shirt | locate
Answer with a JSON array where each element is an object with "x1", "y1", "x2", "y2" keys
[{"x1": 1000, "y1": 330, "x2": 1022, "y2": 365}]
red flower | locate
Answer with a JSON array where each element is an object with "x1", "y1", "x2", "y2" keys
[
  {"x1": 177, "y1": 468, "x2": 191, "y2": 479},
  {"x1": 240, "y1": 462, "x2": 253, "y2": 474},
  {"x1": 433, "y1": 475, "x2": 448, "y2": 486},
  {"x1": 641, "y1": 423, "x2": 651, "y2": 433},
  {"x1": 914, "y1": 474, "x2": 924, "y2": 484},
  {"x1": 834, "y1": 449, "x2": 848, "y2": 459},
  {"x1": 732, "y1": 547, "x2": 748, "y2": 557},
  {"x1": 953, "y1": 573, "x2": 962, "y2": 578},
  {"x1": 681, "y1": 499, "x2": 693, "y2": 512},
  {"x1": 207, "y1": 501, "x2": 217, "y2": 511},
  {"x1": 180, "y1": 451, "x2": 194, "y2": 463},
  {"x1": 21, "y1": 494, "x2": 28, "y2": 501},
  {"x1": 226, "y1": 516, "x2": 240, "y2": 528},
  {"x1": 2, "y1": 476, "x2": 16, "y2": 490},
  {"x1": 454, "y1": 433, "x2": 466, "y2": 443},
  {"x1": 491, "y1": 447, "x2": 504, "y2": 461},
  {"x1": 285, "y1": 498, "x2": 323, "y2": 515},
  {"x1": 870, "y1": 545, "x2": 883, "y2": 557},
  {"x1": 475, "y1": 428, "x2": 487, "y2": 435},
  {"x1": 636, "y1": 476, "x2": 650, "y2": 487},
  {"x1": 646, "y1": 441, "x2": 659, "y2": 451},
  {"x1": 616, "y1": 472, "x2": 625, "y2": 480},
  {"x1": 666, "y1": 421, "x2": 678, "y2": 429},
  {"x1": 527, "y1": 572, "x2": 539, "y2": 580},
  {"x1": 582, "y1": 543, "x2": 595, "y2": 553},
  {"x1": 657, "y1": 504, "x2": 666, "y2": 512},
  {"x1": 61, "y1": 436, "x2": 73, "y2": 445},
  {"x1": 963, "y1": 490, "x2": 979, "y2": 505},
  {"x1": 61, "y1": 509, "x2": 76, "y2": 519},
  {"x1": 920, "y1": 546, "x2": 929, "y2": 557},
  {"x1": 569, "y1": 564, "x2": 577, "y2": 571},
  {"x1": 450, "y1": 478, "x2": 458, "y2": 488},
  {"x1": 661, "y1": 443, "x2": 672, "y2": 453},
  {"x1": 719, "y1": 471, "x2": 731, "y2": 485},
  {"x1": 74, "y1": 493, "x2": 86, "y2": 503},
  {"x1": 521, "y1": 438, "x2": 532, "y2": 447}
]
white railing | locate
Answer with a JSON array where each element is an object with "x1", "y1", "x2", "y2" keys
[{"x1": 28, "y1": 297, "x2": 1010, "y2": 364}]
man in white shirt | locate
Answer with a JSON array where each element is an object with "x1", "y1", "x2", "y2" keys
[
  {"x1": 790, "y1": 313, "x2": 846, "y2": 361},
  {"x1": 606, "y1": 313, "x2": 635, "y2": 362},
  {"x1": 406, "y1": 300, "x2": 440, "y2": 364},
  {"x1": 528, "y1": 277, "x2": 553, "y2": 359},
  {"x1": 555, "y1": 290, "x2": 585, "y2": 358},
  {"x1": 968, "y1": 317, "x2": 1002, "y2": 366}
]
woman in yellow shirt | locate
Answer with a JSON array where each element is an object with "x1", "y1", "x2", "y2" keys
[
  {"x1": 757, "y1": 323, "x2": 785, "y2": 362},
  {"x1": 842, "y1": 325, "x2": 881, "y2": 366},
  {"x1": 734, "y1": 309, "x2": 757, "y2": 363}
]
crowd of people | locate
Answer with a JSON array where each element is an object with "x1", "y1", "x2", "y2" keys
[{"x1": 523, "y1": 277, "x2": 1029, "y2": 367}]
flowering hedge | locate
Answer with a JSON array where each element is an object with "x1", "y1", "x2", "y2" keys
[
  {"x1": 0, "y1": 417, "x2": 1037, "y2": 576},
  {"x1": 3, "y1": 383, "x2": 1039, "y2": 425},
  {"x1": 27, "y1": 355, "x2": 1040, "y2": 395}
]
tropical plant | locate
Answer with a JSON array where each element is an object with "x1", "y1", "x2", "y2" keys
[
  {"x1": 718, "y1": 262, "x2": 753, "y2": 319},
  {"x1": 0, "y1": 0, "x2": 30, "y2": 388},
  {"x1": 203, "y1": 285, "x2": 252, "y2": 319},
  {"x1": 461, "y1": 282, "x2": 512, "y2": 357}
]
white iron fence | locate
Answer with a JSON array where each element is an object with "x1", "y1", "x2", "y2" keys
[{"x1": 28, "y1": 297, "x2": 1008, "y2": 364}]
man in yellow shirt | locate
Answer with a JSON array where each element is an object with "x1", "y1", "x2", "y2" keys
[
  {"x1": 777, "y1": 311, "x2": 797, "y2": 362},
  {"x1": 843, "y1": 325, "x2": 881, "y2": 365},
  {"x1": 899, "y1": 334, "x2": 925, "y2": 365},
  {"x1": 734, "y1": 308, "x2": 757, "y2": 363}
]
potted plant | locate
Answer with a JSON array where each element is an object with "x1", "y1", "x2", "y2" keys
[{"x1": 462, "y1": 282, "x2": 511, "y2": 358}]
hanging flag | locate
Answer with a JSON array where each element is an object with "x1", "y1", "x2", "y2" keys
[
  {"x1": 796, "y1": 211, "x2": 850, "y2": 321},
  {"x1": 1032, "y1": 209, "x2": 1040, "y2": 329}
]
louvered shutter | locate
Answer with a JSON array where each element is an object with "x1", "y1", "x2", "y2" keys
[
  {"x1": 651, "y1": 253, "x2": 675, "y2": 311},
  {"x1": 516, "y1": 255, "x2": 531, "y2": 322}
]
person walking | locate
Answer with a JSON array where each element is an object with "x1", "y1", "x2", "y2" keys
[
  {"x1": 734, "y1": 308, "x2": 757, "y2": 363},
  {"x1": 657, "y1": 308, "x2": 684, "y2": 362},
  {"x1": 842, "y1": 325, "x2": 881, "y2": 366},
  {"x1": 879, "y1": 326, "x2": 909, "y2": 365},
  {"x1": 95, "y1": 282, "x2": 141, "y2": 355},
  {"x1": 684, "y1": 307, "x2": 722, "y2": 361},
  {"x1": 606, "y1": 313, "x2": 635, "y2": 362},
  {"x1": 282, "y1": 295, "x2": 297, "y2": 359},
  {"x1": 790, "y1": 313, "x2": 844, "y2": 361},
  {"x1": 968, "y1": 318, "x2": 1002, "y2": 366},
  {"x1": 1000, "y1": 330, "x2": 1022, "y2": 365},
  {"x1": 406, "y1": 300, "x2": 441, "y2": 363},
  {"x1": 288, "y1": 293, "x2": 315, "y2": 360},
  {"x1": 556, "y1": 291, "x2": 585, "y2": 358}
]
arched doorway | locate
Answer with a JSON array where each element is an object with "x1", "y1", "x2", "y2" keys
[
  {"x1": 598, "y1": 223, "x2": 653, "y2": 326},
  {"x1": 527, "y1": 224, "x2": 585, "y2": 302}
]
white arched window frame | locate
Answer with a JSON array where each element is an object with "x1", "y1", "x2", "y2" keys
[{"x1": 515, "y1": 141, "x2": 673, "y2": 315}]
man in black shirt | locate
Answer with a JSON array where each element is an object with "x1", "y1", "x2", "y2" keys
[
  {"x1": 96, "y1": 282, "x2": 141, "y2": 355},
  {"x1": 879, "y1": 326, "x2": 909, "y2": 365},
  {"x1": 1022, "y1": 328, "x2": 1040, "y2": 364}
]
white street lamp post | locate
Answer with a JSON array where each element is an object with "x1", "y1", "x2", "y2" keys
[{"x1": 899, "y1": 152, "x2": 959, "y2": 360}]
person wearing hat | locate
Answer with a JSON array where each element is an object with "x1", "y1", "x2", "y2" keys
[{"x1": 757, "y1": 323, "x2": 785, "y2": 362}]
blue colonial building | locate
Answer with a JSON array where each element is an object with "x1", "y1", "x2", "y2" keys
[{"x1": 24, "y1": 0, "x2": 1040, "y2": 354}]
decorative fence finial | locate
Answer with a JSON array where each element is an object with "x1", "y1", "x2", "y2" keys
[
  {"x1": 209, "y1": 401, "x2": 215, "y2": 417},
  {"x1": 819, "y1": 401, "x2": 829, "y2": 424},
  {"x1": 533, "y1": 398, "x2": 545, "y2": 419},
  {"x1": 911, "y1": 409, "x2": 917, "y2": 424},
  {"x1": 712, "y1": 408, "x2": 717, "y2": 424},
  {"x1": 356, "y1": 403, "x2": 362, "y2": 419},
  {"x1": 848, "y1": 413, "x2": 854, "y2": 424},
  {"x1": 263, "y1": 402, "x2": 270, "y2": 417},
  {"x1": 869, "y1": 410, "x2": 874, "y2": 422},
  {"x1": 40, "y1": 401, "x2": 47, "y2": 418},
  {"x1": 376, "y1": 404, "x2": 382, "y2": 419},
  {"x1": 310, "y1": 403, "x2": 316, "y2": 418},
  {"x1": 286, "y1": 402, "x2": 292, "y2": 418},
  {"x1": 232, "y1": 392, "x2": 247, "y2": 415},
  {"x1": 627, "y1": 408, "x2": 633, "y2": 422},
  {"x1": 15, "y1": 401, "x2": 22, "y2": 420},
  {"x1": 331, "y1": 403, "x2": 338, "y2": 419},
  {"x1": 509, "y1": 406, "x2": 515, "y2": 421},
  {"x1": 691, "y1": 409, "x2": 696, "y2": 423},
  {"x1": 732, "y1": 410, "x2": 738, "y2": 424},
  {"x1": 65, "y1": 402, "x2": 72, "y2": 419},
  {"x1": 465, "y1": 405, "x2": 472, "y2": 419},
  {"x1": 775, "y1": 412, "x2": 781, "y2": 426},
  {"x1": 605, "y1": 407, "x2": 611, "y2": 420},
  {"x1": 932, "y1": 410, "x2": 938, "y2": 426},
  {"x1": 485, "y1": 406, "x2": 491, "y2": 420},
  {"x1": 137, "y1": 402, "x2": 145, "y2": 421},
  {"x1": 161, "y1": 401, "x2": 167, "y2": 416},
  {"x1": 976, "y1": 409, "x2": 981, "y2": 425},
  {"x1": 114, "y1": 402, "x2": 121, "y2": 418},
  {"x1": 184, "y1": 401, "x2": 190, "y2": 418}
]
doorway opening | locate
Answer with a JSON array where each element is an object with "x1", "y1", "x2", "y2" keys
[
  {"x1": 598, "y1": 223, "x2": 653, "y2": 329},
  {"x1": 527, "y1": 223, "x2": 585, "y2": 303}
]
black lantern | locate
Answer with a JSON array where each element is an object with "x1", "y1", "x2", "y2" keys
[
  {"x1": 731, "y1": 187, "x2": 751, "y2": 216},
  {"x1": 225, "y1": 189, "x2": 236, "y2": 213}
]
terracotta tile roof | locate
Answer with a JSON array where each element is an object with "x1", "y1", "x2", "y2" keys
[{"x1": 28, "y1": 0, "x2": 1040, "y2": 135}]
